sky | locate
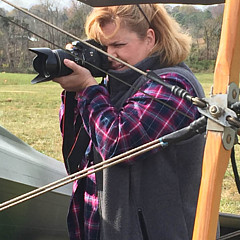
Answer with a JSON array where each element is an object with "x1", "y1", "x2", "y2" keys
[{"x1": 0, "y1": 0, "x2": 73, "y2": 11}]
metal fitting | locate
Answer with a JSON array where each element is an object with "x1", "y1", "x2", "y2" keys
[{"x1": 209, "y1": 105, "x2": 222, "y2": 119}]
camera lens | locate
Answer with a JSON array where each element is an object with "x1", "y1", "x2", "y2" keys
[
  {"x1": 29, "y1": 40, "x2": 109, "y2": 84},
  {"x1": 29, "y1": 48, "x2": 75, "y2": 84}
]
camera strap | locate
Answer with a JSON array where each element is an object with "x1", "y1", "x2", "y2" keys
[{"x1": 62, "y1": 91, "x2": 90, "y2": 174}]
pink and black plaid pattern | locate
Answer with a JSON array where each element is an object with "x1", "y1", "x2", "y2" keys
[{"x1": 60, "y1": 73, "x2": 200, "y2": 239}]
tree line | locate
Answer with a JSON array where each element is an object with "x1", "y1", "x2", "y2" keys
[
  {"x1": 0, "y1": 1, "x2": 224, "y2": 73},
  {"x1": 166, "y1": 4, "x2": 224, "y2": 72}
]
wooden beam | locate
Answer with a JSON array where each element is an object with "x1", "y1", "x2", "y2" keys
[{"x1": 192, "y1": 1, "x2": 240, "y2": 239}]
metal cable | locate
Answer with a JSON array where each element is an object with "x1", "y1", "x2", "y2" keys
[
  {"x1": 1, "y1": 0, "x2": 207, "y2": 110},
  {"x1": 0, "y1": 138, "x2": 163, "y2": 211},
  {"x1": 0, "y1": 8, "x2": 195, "y2": 120},
  {"x1": 0, "y1": 116, "x2": 206, "y2": 211}
]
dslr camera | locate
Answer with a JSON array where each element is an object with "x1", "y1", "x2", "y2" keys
[{"x1": 29, "y1": 39, "x2": 109, "y2": 84}]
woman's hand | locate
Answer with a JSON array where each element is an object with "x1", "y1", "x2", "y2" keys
[{"x1": 53, "y1": 59, "x2": 98, "y2": 92}]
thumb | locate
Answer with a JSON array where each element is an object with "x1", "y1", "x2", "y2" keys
[{"x1": 63, "y1": 59, "x2": 79, "y2": 71}]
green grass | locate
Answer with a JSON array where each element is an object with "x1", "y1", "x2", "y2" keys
[
  {"x1": 0, "y1": 72, "x2": 63, "y2": 161},
  {"x1": 0, "y1": 72, "x2": 240, "y2": 214},
  {"x1": 195, "y1": 73, "x2": 214, "y2": 97}
]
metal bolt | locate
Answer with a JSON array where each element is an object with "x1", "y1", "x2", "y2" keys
[
  {"x1": 210, "y1": 105, "x2": 218, "y2": 113},
  {"x1": 226, "y1": 134, "x2": 232, "y2": 144},
  {"x1": 209, "y1": 105, "x2": 222, "y2": 118},
  {"x1": 232, "y1": 89, "x2": 237, "y2": 100}
]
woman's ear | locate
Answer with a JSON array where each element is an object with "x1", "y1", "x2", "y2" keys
[{"x1": 146, "y1": 28, "x2": 155, "y2": 48}]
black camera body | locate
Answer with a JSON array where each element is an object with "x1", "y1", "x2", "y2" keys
[{"x1": 29, "y1": 40, "x2": 109, "y2": 84}]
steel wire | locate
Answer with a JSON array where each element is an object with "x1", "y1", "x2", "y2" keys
[{"x1": 0, "y1": 138, "x2": 163, "y2": 211}]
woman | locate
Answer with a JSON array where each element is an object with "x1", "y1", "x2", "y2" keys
[{"x1": 54, "y1": 4, "x2": 205, "y2": 240}]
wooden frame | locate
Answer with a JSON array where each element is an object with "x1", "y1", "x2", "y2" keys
[{"x1": 193, "y1": 1, "x2": 240, "y2": 239}]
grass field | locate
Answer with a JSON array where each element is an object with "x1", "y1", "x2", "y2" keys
[
  {"x1": 0, "y1": 73, "x2": 63, "y2": 160},
  {"x1": 0, "y1": 72, "x2": 239, "y2": 214}
]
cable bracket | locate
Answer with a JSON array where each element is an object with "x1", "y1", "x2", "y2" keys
[{"x1": 198, "y1": 82, "x2": 240, "y2": 150}]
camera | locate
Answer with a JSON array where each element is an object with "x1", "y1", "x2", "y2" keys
[{"x1": 29, "y1": 39, "x2": 109, "y2": 84}]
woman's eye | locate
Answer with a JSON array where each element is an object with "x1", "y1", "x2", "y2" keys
[{"x1": 114, "y1": 43, "x2": 126, "y2": 48}]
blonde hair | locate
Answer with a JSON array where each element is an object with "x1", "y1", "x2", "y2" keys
[{"x1": 85, "y1": 4, "x2": 191, "y2": 67}]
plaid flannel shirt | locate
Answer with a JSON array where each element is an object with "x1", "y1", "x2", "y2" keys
[{"x1": 59, "y1": 72, "x2": 200, "y2": 240}]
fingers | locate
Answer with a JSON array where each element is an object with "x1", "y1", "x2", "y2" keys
[
  {"x1": 53, "y1": 59, "x2": 98, "y2": 92},
  {"x1": 63, "y1": 59, "x2": 79, "y2": 72}
]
